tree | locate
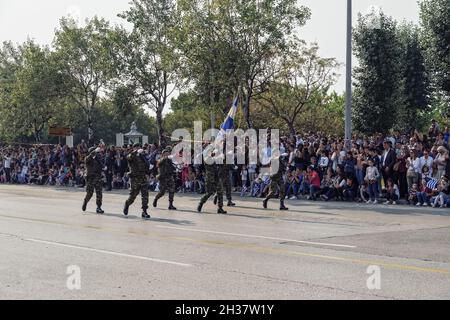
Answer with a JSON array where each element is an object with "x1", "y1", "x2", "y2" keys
[
  {"x1": 0, "y1": 41, "x2": 65, "y2": 142},
  {"x1": 256, "y1": 44, "x2": 338, "y2": 136},
  {"x1": 352, "y1": 10, "x2": 405, "y2": 134},
  {"x1": 419, "y1": 0, "x2": 450, "y2": 96},
  {"x1": 53, "y1": 16, "x2": 115, "y2": 144},
  {"x1": 397, "y1": 24, "x2": 430, "y2": 131},
  {"x1": 174, "y1": 0, "x2": 311, "y2": 127},
  {"x1": 114, "y1": 0, "x2": 181, "y2": 146}
]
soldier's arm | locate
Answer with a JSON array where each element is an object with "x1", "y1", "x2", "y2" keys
[{"x1": 85, "y1": 151, "x2": 95, "y2": 164}]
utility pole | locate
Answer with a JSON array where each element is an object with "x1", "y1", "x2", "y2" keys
[{"x1": 345, "y1": 0, "x2": 352, "y2": 149}]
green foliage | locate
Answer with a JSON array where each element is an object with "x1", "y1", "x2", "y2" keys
[
  {"x1": 256, "y1": 43, "x2": 339, "y2": 135},
  {"x1": 0, "y1": 41, "x2": 65, "y2": 142},
  {"x1": 114, "y1": 0, "x2": 181, "y2": 146},
  {"x1": 53, "y1": 16, "x2": 116, "y2": 143},
  {"x1": 173, "y1": 0, "x2": 311, "y2": 127},
  {"x1": 397, "y1": 23, "x2": 430, "y2": 131},
  {"x1": 353, "y1": 10, "x2": 405, "y2": 134},
  {"x1": 419, "y1": 0, "x2": 450, "y2": 96}
]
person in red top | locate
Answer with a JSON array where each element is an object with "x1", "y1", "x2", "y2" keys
[{"x1": 306, "y1": 165, "x2": 321, "y2": 200}]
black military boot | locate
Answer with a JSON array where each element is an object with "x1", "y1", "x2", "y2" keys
[
  {"x1": 153, "y1": 197, "x2": 158, "y2": 208},
  {"x1": 213, "y1": 195, "x2": 218, "y2": 205},
  {"x1": 197, "y1": 202, "x2": 204, "y2": 213},
  {"x1": 218, "y1": 207, "x2": 227, "y2": 214},
  {"x1": 263, "y1": 198, "x2": 268, "y2": 209},
  {"x1": 227, "y1": 200, "x2": 236, "y2": 207},
  {"x1": 280, "y1": 201, "x2": 289, "y2": 211},
  {"x1": 168, "y1": 202, "x2": 177, "y2": 210},
  {"x1": 82, "y1": 200, "x2": 87, "y2": 212},
  {"x1": 142, "y1": 209, "x2": 151, "y2": 220},
  {"x1": 96, "y1": 207, "x2": 104, "y2": 214},
  {"x1": 123, "y1": 202, "x2": 129, "y2": 216}
]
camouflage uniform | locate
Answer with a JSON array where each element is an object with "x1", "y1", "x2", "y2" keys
[
  {"x1": 84, "y1": 150, "x2": 103, "y2": 208},
  {"x1": 199, "y1": 163, "x2": 224, "y2": 209},
  {"x1": 125, "y1": 151, "x2": 150, "y2": 210},
  {"x1": 222, "y1": 164, "x2": 233, "y2": 202},
  {"x1": 263, "y1": 157, "x2": 288, "y2": 209},
  {"x1": 154, "y1": 156, "x2": 176, "y2": 204}
]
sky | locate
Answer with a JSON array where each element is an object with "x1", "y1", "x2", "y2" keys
[{"x1": 0, "y1": 0, "x2": 421, "y2": 94}]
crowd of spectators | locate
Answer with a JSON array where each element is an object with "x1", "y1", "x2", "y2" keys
[{"x1": 2, "y1": 120, "x2": 450, "y2": 208}]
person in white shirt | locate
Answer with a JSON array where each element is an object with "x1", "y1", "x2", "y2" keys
[
  {"x1": 419, "y1": 150, "x2": 434, "y2": 178},
  {"x1": 364, "y1": 159, "x2": 380, "y2": 203},
  {"x1": 406, "y1": 150, "x2": 421, "y2": 191}
]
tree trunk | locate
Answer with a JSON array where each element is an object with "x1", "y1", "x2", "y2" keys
[
  {"x1": 243, "y1": 94, "x2": 253, "y2": 129},
  {"x1": 87, "y1": 112, "x2": 94, "y2": 146},
  {"x1": 156, "y1": 107, "x2": 166, "y2": 147},
  {"x1": 288, "y1": 121, "x2": 296, "y2": 138}
]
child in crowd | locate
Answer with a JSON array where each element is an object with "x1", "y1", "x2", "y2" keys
[
  {"x1": 408, "y1": 183, "x2": 419, "y2": 205},
  {"x1": 432, "y1": 177, "x2": 449, "y2": 208},
  {"x1": 385, "y1": 178, "x2": 400, "y2": 205}
]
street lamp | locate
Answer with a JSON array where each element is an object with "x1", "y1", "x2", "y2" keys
[{"x1": 345, "y1": 0, "x2": 352, "y2": 148}]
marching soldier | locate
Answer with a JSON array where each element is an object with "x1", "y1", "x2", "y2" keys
[
  {"x1": 263, "y1": 153, "x2": 289, "y2": 210},
  {"x1": 82, "y1": 146, "x2": 105, "y2": 214},
  {"x1": 197, "y1": 149, "x2": 227, "y2": 214},
  {"x1": 123, "y1": 143, "x2": 151, "y2": 219},
  {"x1": 153, "y1": 147, "x2": 177, "y2": 210},
  {"x1": 214, "y1": 163, "x2": 236, "y2": 207}
]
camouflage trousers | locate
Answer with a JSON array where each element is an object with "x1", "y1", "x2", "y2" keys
[
  {"x1": 126, "y1": 175, "x2": 149, "y2": 210},
  {"x1": 84, "y1": 176, "x2": 103, "y2": 207},
  {"x1": 200, "y1": 177, "x2": 224, "y2": 208},
  {"x1": 265, "y1": 177, "x2": 286, "y2": 202},
  {"x1": 223, "y1": 170, "x2": 232, "y2": 201},
  {"x1": 155, "y1": 177, "x2": 175, "y2": 202}
]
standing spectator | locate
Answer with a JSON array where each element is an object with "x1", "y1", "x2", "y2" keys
[
  {"x1": 419, "y1": 149, "x2": 434, "y2": 178},
  {"x1": 381, "y1": 140, "x2": 396, "y2": 187},
  {"x1": 364, "y1": 159, "x2": 380, "y2": 204},
  {"x1": 433, "y1": 146, "x2": 448, "y2": 179},
  {"x1": 406, "y1": 150, "x2": 421, "y2": 192}
]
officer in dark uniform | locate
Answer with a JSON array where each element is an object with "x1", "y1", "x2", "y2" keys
[
  {"x1": 123, "y1": 143, "x2": 151, "y2": 219},
  {"x1": 153, "y1": 147, "x2": 177, "y2": 210},
  {"x1": 197, "y1": 149, "x2": 227, "y2": 214},
  {"x1": 263, "y1": 153, "x2": 289, "y2": 210},
  {"x1": 82, "y1": 146, "x2": 104, "y2": 214}
]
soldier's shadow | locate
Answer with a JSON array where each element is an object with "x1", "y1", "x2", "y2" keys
[{"x1": 149, "y1": 217, "x2": 195, "y2": 226}]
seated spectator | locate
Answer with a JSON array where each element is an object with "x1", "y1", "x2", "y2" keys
[
  {"x1": 408, "y1": 183, "x2": 419, "y2": 205},
  {"x1": 384, "y1": 178, "x2": 400, "y2": 205},
  {"x1": 305, "y1": 165, "x2": 321, "y2": 201},
  {"x1": 343, "y1": 178, "x2": 357, "y2": 202},
  {"x1": 432, "y1": 177, "x2": 449, "y2": 208},
  {"x1": 416, "y1": 178, "x2": 435, "y2": 206}
]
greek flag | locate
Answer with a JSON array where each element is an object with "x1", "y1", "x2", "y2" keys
[
  {"x1": 427, "y1": 179, "x2": 438, "y2": 189},
  {"x1": 220, "y1": 96, "x2": 239, "y2": 131},
  {"x1": 215, "y1": 96, "x2": 239, "y2": 146}
]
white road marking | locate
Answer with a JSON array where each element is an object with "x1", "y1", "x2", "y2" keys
[
  {"x1": 25, "y1": 238, "x2": 192, "y2": 267},
  {"x1": 156, "y1": 225, "x2": 357, "y2": 249}
]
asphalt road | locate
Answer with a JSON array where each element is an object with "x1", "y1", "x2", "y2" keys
[{"x1": 0, "y1": 185, "x2": 449, "y2": 300}]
